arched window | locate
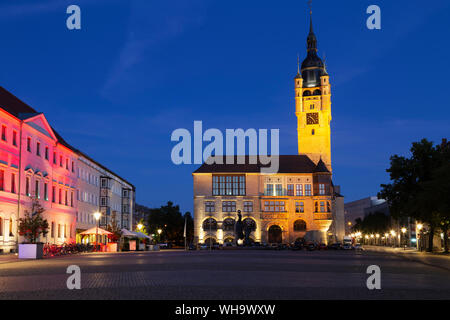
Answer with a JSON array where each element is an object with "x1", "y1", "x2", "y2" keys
[
  {"x1": 223, "y1": 237, "x2": 234, "y2": 243},
  {"x1": 243, "y1": 218, "x2": 256, "y2": 231},
  {"x1": 294, "y1": 219, "x2": 307, "y2": 231},
  {"x1": 202, "y1": 218, "x2": 217, "y2": 231},
  {"x1": 0, "y1": 217, "x2": 2, "y2": 236},
  {"x1": 303, "y1": 90, "x2": 311, "y2": 96},
  {"x1": 203, "y1": 237, "x2": 217, "y2": 245},
  {"x1": 223, "y1": 218, "x2": 235, "y2": 231},
  {"x1": 313, "y1": 89, "x2": 321, "y2": 96}
]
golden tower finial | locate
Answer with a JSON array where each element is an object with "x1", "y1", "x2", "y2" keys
[{"x1": 308, "y1": 0, "x2": 312, "y2": 15}]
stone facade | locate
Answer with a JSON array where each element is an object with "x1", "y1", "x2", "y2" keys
[{"x1": 192, "y1": 13, "x2": 345, "y2": 245}]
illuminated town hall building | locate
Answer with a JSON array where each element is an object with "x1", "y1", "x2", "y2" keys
[{"x1": 193, "y1": 14, "x2": 345, "y2": 245}]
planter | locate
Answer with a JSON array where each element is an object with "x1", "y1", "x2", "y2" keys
[
  {"x1": 18, "y1": 243, "x2": 44, "y2": 259},
  {"x1": 107, "y1": 243, "x2": 118, "y2": 252}
]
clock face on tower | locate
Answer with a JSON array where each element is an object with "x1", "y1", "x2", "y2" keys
[{"x1": 306, "y1": 112, "x2": 319, "y2": 125}]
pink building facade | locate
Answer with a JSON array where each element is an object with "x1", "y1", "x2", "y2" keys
[{"x1": 0, "y1": 87, "x2": 135, "y2": 253}]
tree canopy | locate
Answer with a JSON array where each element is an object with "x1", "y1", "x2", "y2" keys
[{"x1": 378, "y1": 138, "x2": 450, "y2": 252}]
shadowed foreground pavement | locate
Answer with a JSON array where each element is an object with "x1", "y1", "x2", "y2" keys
[{"x1": 0, "y1": 249, "x2": 449, "y2": 299}]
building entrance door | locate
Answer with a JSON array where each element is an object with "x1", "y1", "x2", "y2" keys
[{"x1": 268, "y1": 225, "x2": 282, "y2": 243}]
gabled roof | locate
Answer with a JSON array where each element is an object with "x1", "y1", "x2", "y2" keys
[
  {"x1": 0, "y1": 86, "x2": 135, "y2": 190},
  {"x1": 194, "y1": 155, "x2": 328, "y2": 174},
  {"x1": 314, "y1": 158, "x2": 330, "y2": 173},
  {"x1": 0, "y1": 86, "x2": 39, "y2": 118}
]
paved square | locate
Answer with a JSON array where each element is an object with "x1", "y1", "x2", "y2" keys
[{"x1": 0, "y1": 249, "x2": 449, "y2": 299}]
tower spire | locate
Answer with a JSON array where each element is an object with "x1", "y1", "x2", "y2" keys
[{"x1": 306, "y1": 0, "x2": 317, "y2": 52}]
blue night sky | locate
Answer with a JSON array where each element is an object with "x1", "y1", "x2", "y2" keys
[{"x1": 0, "y1": 0, "x2": 449, "y2": 213}]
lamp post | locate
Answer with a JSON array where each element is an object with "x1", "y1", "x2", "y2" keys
[
  {"x1": 93, "y1": 212, "x2": 101, "y2": 251},
  {"x1": 157, "y1": 228, "x2": 162, "y2": 243},
  {"x1": 390, "y1": 230, "x2": 396, "y2": 247},
  {"x1": 137, "y1": 223, "x2": 143, "y2": 232},
  {"x1": 401, "y1": 227, "x2": 407, "y2": 249},
  {"x1": 416, "y1": 223, "x2": 423, "y2": 251}
]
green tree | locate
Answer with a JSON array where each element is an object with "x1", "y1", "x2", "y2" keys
[
  {"x1": 379, "y1": 139, "x2": 449, "y2": 252},
  {"x1": 143, "y1": 201, "x2": 192, "y2": 244},
  {"x1": 106, "y1": 211, "x2": 122, "y2": 242},
  {"x1": 352, "y1": 212, "x2": 390, "y2": 235},
  {"x1": 18, "y1": 196, "x2": 49, "y2": 243}
]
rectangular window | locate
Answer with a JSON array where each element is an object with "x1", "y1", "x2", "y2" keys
[
  {"x1": 58, "y1": 224, "x2": 61, "y2": 238},
  {"x1": 27, "y1": 137, "x2": 31, "y2": 152},
  {"x1": 264, "y1": 200, "x2": 285, "y2": 212},
  {"x1": 26, "y1": 177, "x2": 30, "y2": 196},
  {"x1": 12, "y1": 131, "x2": 17, "y2": 146},
  {"x1": 52, "y1": 186, "x2": 56, "y2": 203},
  {"x1": 36, "y1": 142, "x2": 40, "y2": 156},
  {"x1": 65, "y1": 190, "x2": 68, "y2": 205},
  {"x1": 51, "y1": 222, "x2": 55, "y2": 238},
  {"x1": 305, "y1": 184, "x2": 312, "y2": 196},
  {"x1": 275, "y1": 184, "x2": 283, "y2": 196},
  {"x1": 319, "y1": 184, "x2": 325, "y2": 195},
  {"x1": 58, "y1": 189, "x2": 62, "y2": 204},
  {"x1": 71, "y1": 161, "x2": 74, "y2": 172},
  {"x1": 320, "y1": 201, "x2": 325, "y2": 212},
  {"x1": 265, "y1": 184, "x2": 273, "y2": 196},
  {"x1": 11, "y1": 173, "x2": 16, "y2": 193},
  {"x1": 65, "y1": 159, "x2": 69, "y2": 170},
  {"x1": 212, "y1": 175, "x2": 245, "y2": 196},
  {"x1": 45, "y1": 147, "x2": 49, "y2": 160},
  {"x1": 1, "y1": 125, "x2": 6, "y2": 141},
  {"x1": 35, "y1": 180, "x2": 40, "y2": 199},
  {"x1": 295, "y1": 201, "x2": 304, "y2": 213},
  {"x1": 71, "y1": 191, "x2": 74, "y2": 207},
  {"x1": 287, "y1": 184, "x2": 294, "y2": 196},
  {"x1": 0, "y1": 170, "x2": 4, "y2": 191},
  {"x1": 53, "y1": 152, "x2": 57, "y2": 164},
  {"x1": 59, "y1": 156, "x2": 63, "y2": 167},
  {"x1": 205, "y1": 201, "x2": 215, "y2": 212},
  {"x1": 296, "y1": 184, "x2": 303, "y2": 196},
  {"x1": 44, "y1": 183, "x2": 48, "y2": 201},
  {"x1": 243, "y1": 201, "x2": 253, "y2": 212},
  {"x1": 222, "y1": 201, "x2": 236, "y2": 212}
]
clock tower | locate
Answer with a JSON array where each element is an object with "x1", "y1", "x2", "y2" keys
[{"x1": 295, "y1": 12, "x2": 332, "y2": 172}]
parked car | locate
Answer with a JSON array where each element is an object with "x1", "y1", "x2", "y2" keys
[
  {"x1": 328, "y1": 242, "x2": 342, "y2": 250},
  {"x1": 342, "y1": 243, "x2": 353, "y2": 250},
  {"x1": 268, "y1": 243, "x2": 279, "y2": 250},
  {"x1": 306, "y1": 242, "x2": 316, "y2": 251},
  {"x1": 353, "y1": 244, "x2": 364, "y2": 251},
  {"x1": 199, "y1": 244, "x2": 209, "y2": 250},
  {"x1": 318, "y1": 243, "x2": 328, "y2": 250},
  {"x1": 188, "y1": 244, "x2": 197, "y2": 250}
]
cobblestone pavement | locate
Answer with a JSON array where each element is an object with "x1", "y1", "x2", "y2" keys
[{"x1": 0, "y1": 249, "x2": 449, "y2": 299}]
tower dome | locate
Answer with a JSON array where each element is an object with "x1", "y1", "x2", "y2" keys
[{"x1": 300, "y1": 14, "x2": 326, "y2": 88}]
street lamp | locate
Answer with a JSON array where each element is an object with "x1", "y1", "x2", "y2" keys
[
  {"x1": 93, "y1": 212, "x2": 101, "y2": 251},
  {"x1": 401, "y1": 227, "x2": 407, "y2": 249},
  {"x1": 416, "y1": 223, "x2": 423, "y2": 251},
  {"x1": 157, "y1": 228, "x2": 162, "y2": 243},
  {"x1": 137, "y1": 223, "x2": 143, "y2": 231}
]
